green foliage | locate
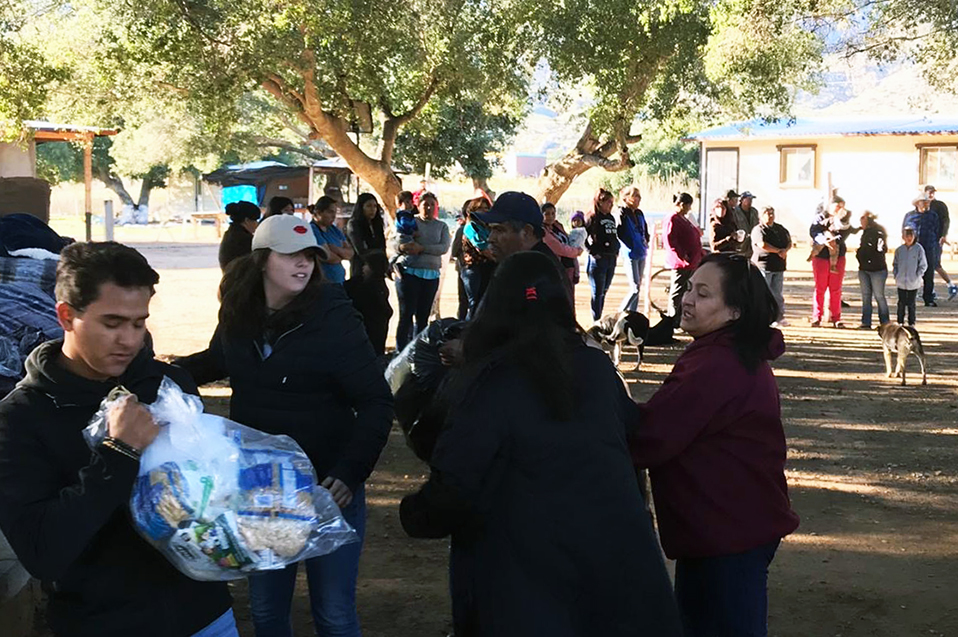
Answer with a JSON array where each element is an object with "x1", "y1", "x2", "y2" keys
[
  {"x1": 395, "y1": 97, "x2": 526, "y2": 180},
  {"x1": 94, "y1": 0, "x2": 530, "y2": 159},
  {"x1": 0, "y1": 0, "x2": 68, "y2": 138}
]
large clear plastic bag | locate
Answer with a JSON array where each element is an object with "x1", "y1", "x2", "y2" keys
[{"x1": 84, "y1": 377, "x2": 358, "y2": 581}]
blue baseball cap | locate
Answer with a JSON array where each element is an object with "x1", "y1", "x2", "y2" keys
[{"x1": 472, "y1": 191, "x2": 543, "y2": 228}]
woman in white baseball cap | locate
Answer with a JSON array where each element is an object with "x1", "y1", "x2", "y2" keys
[{"x1": 177, "y1": 213, "x2": 394, "y2": 637}]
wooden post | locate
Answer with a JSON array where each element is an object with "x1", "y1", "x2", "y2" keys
[
  {"x1": 307, "y1": 165, "x2": 315, "y2": 208},
  {"x1": 83, "y1": 134, "x2": 93, "y2": 241}
]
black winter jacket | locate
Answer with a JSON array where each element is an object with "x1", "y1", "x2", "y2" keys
[
  {"x1": 400, "y1": 343, "x2": 682, "y2": 637},
  {"x1": 176, "y1": 283, "x2": 393, "y2": 492},
  {"x1": 857, "y1": 223, "x2": 888, "y2": 272},
  {"x1": 218, "y1": 222, "x2": 253, "y2": 271},
  {"x1": 0, "y1": 340, "x2": 232, "y2": 637}
]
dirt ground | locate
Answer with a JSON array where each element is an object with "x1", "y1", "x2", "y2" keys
[{"x1": 98, "y1": 243, "x2": 958, "y2": 636}]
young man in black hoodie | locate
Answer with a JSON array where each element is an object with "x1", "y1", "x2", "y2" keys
[{"x1": 0, "y1": 242, "x2": 234, "y2": 637}]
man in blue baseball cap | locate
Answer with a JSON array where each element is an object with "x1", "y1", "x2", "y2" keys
[{"x1": 472, "y1": 191, "x2": 559, "y2": 264}]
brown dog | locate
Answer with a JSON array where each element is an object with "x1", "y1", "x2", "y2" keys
[{"x1": 877, "y1": 323, "x2": 928, "y2": 386}]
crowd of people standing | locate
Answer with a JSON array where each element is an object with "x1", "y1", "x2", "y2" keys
[{"x1": 4, "y1": 179, "x2": 957, "y2": 637}]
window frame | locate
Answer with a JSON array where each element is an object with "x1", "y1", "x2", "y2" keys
[
  {"x1": 917, "y1": 144, "x2": 958, "y2": 191},
  {"x1": 777, "y1": 144, "x2": 818, "y2": 189}
]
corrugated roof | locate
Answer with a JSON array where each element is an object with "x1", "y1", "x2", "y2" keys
[{"x1": 687, "y1": 116, "x2": 958, "y2": 141}]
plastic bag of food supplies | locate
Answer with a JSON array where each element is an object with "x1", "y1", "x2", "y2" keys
[
  {"x1": 83, "y1": 377, "x2": 358, "y2": 581},
  {"x1": 386, "y1": 318, "x2": 466, "y2": 462}
]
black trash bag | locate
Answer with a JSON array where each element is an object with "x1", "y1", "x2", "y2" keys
[{"x1": 386, "y1": 318, "x2": 467, "y2": 462}]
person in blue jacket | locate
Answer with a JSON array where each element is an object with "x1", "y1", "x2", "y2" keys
[
  {"x1": 902, "y1": 194, "x2": 942, "y2": 306},
  {"x1": 176, "y1": 215, "x2": 393, "y2": 637},
  {"x1": 616, "y1": 185, "x2": 650, "y2": 312}
]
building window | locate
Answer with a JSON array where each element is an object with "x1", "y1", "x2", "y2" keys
[
  {"x1": 919, "y1": 145, "x2": 958, "y2": 189},
  {"x1": 778, "y1": 145, "x2": 816, "y2": 188}
]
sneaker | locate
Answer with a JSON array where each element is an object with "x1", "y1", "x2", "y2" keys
[
  {"x1": 857, "y1": 324, "x2": 871, "y2": 330},
  {"x1": 831, "y1": 321, "x2": 846, "y2": 329},
  {"x1": 810, "y1": 320, "x2": 821, "y2": 327},
  {"x1": 949, "y1": 283, "x2": 958, "y2": 300},
  {"x1": 925, "y1": 300, "x2": 938, "y2": 307}
]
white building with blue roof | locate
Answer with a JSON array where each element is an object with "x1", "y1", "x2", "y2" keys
[{"x1": 687, "y1": 116, "x2": 958, "y2": 242}]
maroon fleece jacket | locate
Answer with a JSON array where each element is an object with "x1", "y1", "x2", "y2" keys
[{"x1": 630, "y1": 327, "x2": 799, "y2": 559}]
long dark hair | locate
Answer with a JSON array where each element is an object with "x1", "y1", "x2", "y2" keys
[
  {"x1": 349, "y1": 193, "x2": 385, "y2": 242},
  {"x1": 452, "y1": 251, "x2": 578, "y2": 419},
  {"x1": 698, "y1": 252, "x2": 778, "y2": 372},
  {"x1": 586, "y1": 188, "x2": 613, "y2": 224},
  {"x1": 218, "y1": 248, "x2": 325, "y2": 340}
]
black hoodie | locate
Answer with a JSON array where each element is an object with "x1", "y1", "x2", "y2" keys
[{"x1": 0, "y1": 340, "x2": 231, "y2": 637}]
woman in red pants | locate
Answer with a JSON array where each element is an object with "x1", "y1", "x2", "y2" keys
[{"x1": 809, "y1": 196, "x2": 855, "y2": 327}]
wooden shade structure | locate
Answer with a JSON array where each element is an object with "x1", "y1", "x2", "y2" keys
[{"x1": 25, "y1": 121, "x2": 118, "y2": 240}]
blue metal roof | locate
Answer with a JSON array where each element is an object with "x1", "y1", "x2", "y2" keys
[{"x1": 687, "y1": 116, "x2": 958, "y2": 141}]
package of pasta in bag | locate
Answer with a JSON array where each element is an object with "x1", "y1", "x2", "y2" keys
[{"x1": 83, "y1": 377, "x2": 358, "y2": 581}]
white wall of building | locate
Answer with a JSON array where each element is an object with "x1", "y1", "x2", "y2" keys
[
  {"x1": 704, "y1": 134, "x2": 958, "y2": 244},
  {"x1": 0, "y1": 141, "x2": 36, "y2": 178}
]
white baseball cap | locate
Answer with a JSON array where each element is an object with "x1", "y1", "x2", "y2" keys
[{"x1": 252, "y1": 214, "x2": 320, "y2": 254}]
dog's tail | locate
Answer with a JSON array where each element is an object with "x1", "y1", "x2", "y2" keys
[{"x1": 626, "y1": 327, "x2": 645, "y2": 347}]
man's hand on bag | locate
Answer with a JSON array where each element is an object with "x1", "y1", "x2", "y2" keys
[
  {"x1": 107, "y1": 395, "x2": 159, "y2": 452},
  {"x1": 322, "y1": 477, "x2": 353, "y2": 508}
]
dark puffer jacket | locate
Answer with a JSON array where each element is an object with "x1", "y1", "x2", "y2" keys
[
  {"x1": 0, "y1": 340, "x2": 232, "y2": 637},
  {"x1": 401, "y1": 344, "x2": 682, "y2": 637},
  {"x1": 176, "y1": 283, "x2": 393, "y2": 492}
]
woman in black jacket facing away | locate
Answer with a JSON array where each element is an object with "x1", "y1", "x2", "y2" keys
[
  {"x1": 400, "y1": 251, "x2": 681, "y2": 637},
  {"x1": 177, "y1": 214, "x2": 393, "y2": 637},
  {"x1": 346, "y1": 193, "x2": 387, "y2": 278},
  {"x1": 856, "y1": 211, "x2": 890, "y2": 329},
  {"x1": 218, "y1": 201, "x2": 260, "y2": 271}
]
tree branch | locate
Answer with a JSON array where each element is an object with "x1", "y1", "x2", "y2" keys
[
  {"x1": 253, "y1": 136, "x2": 329, "y2": 161},
  {"x1": 392, "y1": 74, "x2": 442, "y2": 127}
]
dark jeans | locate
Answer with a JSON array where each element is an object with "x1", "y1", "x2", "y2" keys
[
  {"x1": 897, "y1": 288, "x2": 918, "y2": 325},
  {"x1": 587, "y1": 254, "x2": 617, "y2": 320},
  {"x1": 669, "y1": 268, "x2": 693, "y2": 328},
  {"x1": 395, "y1": 271, "x2": 440, "y2": 350},
  {"x1": 460, "y1": 264, "x2": 492, "y2": 320},
  {"x1": 921, "y1": 242, "x2": 940, "y2": 304},
  {"x1": 675, "y1": 540, "x2": 780, "y2": 637},
  {"x1": 456, "y1": 268, "x2": 469, "y2": 320},
  {"x1": 248, "y1": 485, "x2": 366, "y2": 637}
]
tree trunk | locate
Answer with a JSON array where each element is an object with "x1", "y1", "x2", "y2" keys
[
  {"x1": 471, "y1": 175, "x2": 495, "y2": 199},
  {"x1": 137, "y1": 179, "x2": 155, "y2": 210},
  {"x1": 261, "y1": 70, "x2": 437, "y2": 219},
  {"x1": 536, "y1": 121, "x2": 640, "y2": 205},
  {"x1": 95, "y1": 167, "x2": 135, "y2": 207}
]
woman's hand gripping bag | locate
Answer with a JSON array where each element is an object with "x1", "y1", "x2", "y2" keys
[{"x1": 84, "y1": 377, "x2": 358, "y2": 581}]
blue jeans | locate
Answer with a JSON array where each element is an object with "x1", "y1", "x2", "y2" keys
[
  {"x1": 249, "y1": 485, "x2": 367, "y2": 637},
  {"x1": 395, "y1": 271, "x2": 440, "y2": 350},
  {"x1": 858, "y1": 269, "x2": 889, "y2": 327},
  {"x1": 618, "y1": 256, "x2": 646, "y2": 313},
  {"x1": 587, "y1": 254, "x2": 617, "y2": 320},
  {"x1": 762, "y1": 271, "x2": 785, "y2": 321},
  {"x1": 675, "y1": 540, "x2": 780, "y2": 637},
  {"x1": 192, "y1": 609, "x2": 239, "y2": 637},
  {"x1": 460, "y1": 265, "x2": 490, "y2": 320}
]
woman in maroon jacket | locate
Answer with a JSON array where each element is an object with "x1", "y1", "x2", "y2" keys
[
  {"x1": 663, "y1": 192, "x2": 705, "y2": 327},
  {"x1": 630, "y1": 252, "x2": 799, "y2": 637}
]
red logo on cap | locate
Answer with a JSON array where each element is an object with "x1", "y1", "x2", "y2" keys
[{"x1": 294, "y1": 225, "x2": 307, "y2": 234}]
